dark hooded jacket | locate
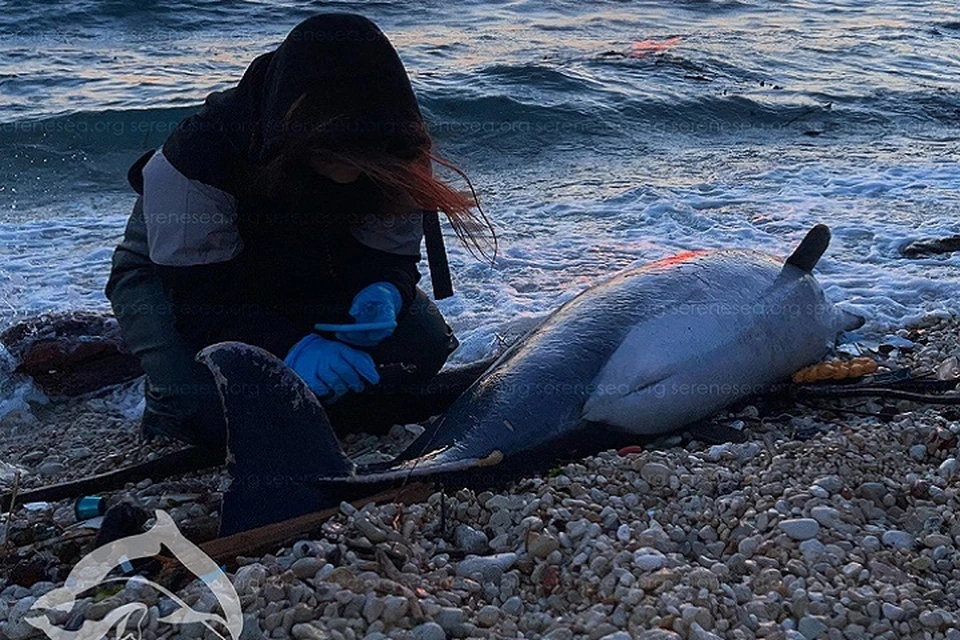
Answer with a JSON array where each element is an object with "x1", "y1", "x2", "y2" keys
[{"x1": 129, "y1": 14, "x2": 432, "y2": 357}]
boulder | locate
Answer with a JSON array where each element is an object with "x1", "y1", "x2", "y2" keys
[
  {"x1": 900, "y1": 235, "x2": 960, "y2": 258},
  {"x1": 0, "y1": 311, "x2": 142, "y2": 396}
]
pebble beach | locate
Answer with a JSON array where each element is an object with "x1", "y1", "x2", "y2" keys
[
  {"x1": 1, "y1": 313, "x2": 959, "y2": 640},
  {"x1": 2, "y1": 1, "x2": 959, "y2": 638}
]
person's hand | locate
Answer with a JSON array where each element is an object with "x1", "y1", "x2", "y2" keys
[
  {"x1": 284, "y1": 334, "x2": 380, "y2": 401},
  {"x1": 335, "y1": 282, "x2": 402, "y2": 347}
]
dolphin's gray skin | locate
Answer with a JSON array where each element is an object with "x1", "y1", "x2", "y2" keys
[{"x1": 200, "y1": 224, "x2": 861, "y2": 533}]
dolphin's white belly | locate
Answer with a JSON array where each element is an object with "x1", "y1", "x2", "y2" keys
[{"x1": 582, "y1": 266, "x2": 843, "y2": 434}]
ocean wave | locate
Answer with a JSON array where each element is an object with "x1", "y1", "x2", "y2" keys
[{"x1": 0, "y1": 107, "x2": 197, "y2": 153}]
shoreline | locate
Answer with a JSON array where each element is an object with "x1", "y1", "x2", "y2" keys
[{"x1": 0, "y1": 313, "x2": 958, "y2": 639}]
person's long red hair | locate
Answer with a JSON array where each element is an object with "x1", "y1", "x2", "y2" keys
[
  {"x1": 313, "y1": 147, "x2": 496, "y2": 261},
  {"x1": 254, "y1": 98, "x2": 497, "y2": 261}
]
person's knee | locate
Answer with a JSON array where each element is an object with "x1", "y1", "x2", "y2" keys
[
  {"x1": 372, "y1": 289, "x2": 457, "y2": 383},
  {"x1": 143, "y1": 367, "x2": 225, "y2": 450}
]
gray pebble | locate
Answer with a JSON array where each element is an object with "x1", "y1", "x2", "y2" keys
[
  {"x1": 633, "y1": 550, "x2": 666, "y2": 571},
  {"x1": 436, "y1": 606, "x2": 466, "y2": 632},
  {"x1": 861, "y1": 535, "x2": 880, "y2": 552},
  {"x1": 858, "y1": 482, "x2": 886, "y2": 502},
  {"x1": 362, "y1": 594, "x2": 384, "y2": 623},
  {"x1": 809, "y1": 506, "x2": 841, "y2": 529},
  {"x1": 938, "y1": 457, "x2": 959, "y2": 479},
  {"x1": 527, "y1": 532, "x2": 559, "y2": 559},
  {"x1": 291, "y1": 557, "x2": 324, "y2": 580},
  {"x1": 808, "y1": 485, "x2": 829, "y2": 498},
  {"x1": 812, "y1": 475, "x2": 843, "y2": 494},
  {"x1": 292, "y1": 540, "x2": 322, "y2": 559},
  {"x1": 640, "y1": 462, "x2": 673, "y2": 487},
  {"x1": 263, "y1": 582, "x2": 285, "y2": 602},
  {"x1": 66, "y1": 446, "x2": 93, "y2": 461},
  {"x1": 881, "y1": 530, "x2": 914, "y2": 550},
  {"x1": 314, "y1": 563, "x2": 335, "y2": 581},
  {"x1": 919, "y1": 611, "x2": 943, "y2": 628},
  {"x1": 798, "y1": 615, "x2": 828, "y2": 638},
  {"x1": 476, "y1": 604, "x2": 500, "y2": 627},
  {"x1": 779, "y1": 518, "x2": 820, "y2": 541},
  {"x1": 4, "y1": 596, "x2": 39, "y2": 640},
  {"x1": 455, "y1": 552, "x2": 517, "y2": 578},
  {"x1": 923, "y1": 533, "x2": 951, "y2": 548},
  {"x1": 410, "y1": 622, "x2": 446, "y2": 640},
  {"x1": 566, "y1": 518, "x2": 590, "y2": 540},
  {"x1": 454, "y1": 524, "x2": 488, "y2": 554},
  {"x1": 689, "y1": 623, "x2": 723, "y2": 640},
  {"x1": 881, "y1": 603, "x2": 905, "y2": 621},
  {"x1": 354, "y1": 515, "x2": 388, "y2": 543},
  {"x1": 38, "y1": 462, "x2": 65, "y2": 477},
  {"x1": 738, "y1": 536, "x2": 759, "y2": 557},
  {"x1": 380, "y1": 595, "x2": 408, "y2": 624},
  {"x1": 502, "y1": 595, "x2": 523, "y2": 616},
  {"x1": 636, "y1": 631, "x2": 681, "y2": 639},
  {"x1": 240, "y1": 613, "x2": 262, "y2": 640},
  {"x1": 291, "y1": 623, "x2": 328, "y2": 640}
]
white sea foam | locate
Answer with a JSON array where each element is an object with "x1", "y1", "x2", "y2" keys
[
  {"x1": 434, "y1": 159, "x2": 960, "y2": 363},
  {"x1": 0, "y1": 154, "x2": 957, "y2": 421},
  {"x1": 1, "y1": 161, "x2": 957, "y2": 361}
]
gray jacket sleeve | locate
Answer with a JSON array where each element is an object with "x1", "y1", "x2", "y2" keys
[{"x1": 141, "y1": 149, "x2": 243, "y2": 267}]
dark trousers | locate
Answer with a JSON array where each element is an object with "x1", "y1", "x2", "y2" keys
[{"x1": 105, "y1": 200, "x2": 458, "y2": 451}]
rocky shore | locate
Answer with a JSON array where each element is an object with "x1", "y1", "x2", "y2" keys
[{"x1": 1, "y1": 314, "x2": 959, "y2": 640}]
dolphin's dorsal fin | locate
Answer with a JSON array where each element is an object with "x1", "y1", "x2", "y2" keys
[{"x1": 785, "y1": 224, "x2": 831, "y2": 272}]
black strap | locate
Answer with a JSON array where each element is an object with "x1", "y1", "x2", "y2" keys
[{"x1": 423, "y1": 210, "x2": 453, "y2": 299}]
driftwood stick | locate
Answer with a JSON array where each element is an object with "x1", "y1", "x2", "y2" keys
[
  {"x1": 201, "y1": 482, "x2": 433, "y2": 568},
  {"x1": 1, "y1": 471, "x2": 21, "y2": 552},
  {"x1": 0, "y1": 447, "x2": 224, "y2": 511},
  {"x1": 0, "y1": 356, "x2": 494, "y2": 512}
]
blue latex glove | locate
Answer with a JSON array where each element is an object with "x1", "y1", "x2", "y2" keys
[
  {"x1": 284, "y1": 334, "x2": 380, "y2": 401},
  {"x1": 335, "y1": 282, "x2": 402, "y2": 347}
]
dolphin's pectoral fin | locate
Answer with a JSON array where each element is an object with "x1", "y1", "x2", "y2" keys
[
  {"x1": 582, "y1": 371, "x2": 673, "y2": 431},
  {"x1": 785, "y1": 224, "x2": 830, "y2": 272},
  {"x1": 197, "y1": 342, "x2": 355, "y2": 535},
  {"x1": 631, "y1": 374, "x2": 672, "y2": 395},
  {"x1": 834, "y1": 306, "x2": 866, "y2": 332},
  {"x1": 313, "y1": 448, "x2": 505, "y2": 484}
]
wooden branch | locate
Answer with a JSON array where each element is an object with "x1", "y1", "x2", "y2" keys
[
  {"x1": 201, "y1": 482, "x2": 433, "y2": 568},
  {"x1": 0, "y1": 447, "x2": 224, "y2": 511}
]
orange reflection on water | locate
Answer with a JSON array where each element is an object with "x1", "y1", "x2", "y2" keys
[{"x1": 630, "y1": 36, "x2": 682, "y2": 58}]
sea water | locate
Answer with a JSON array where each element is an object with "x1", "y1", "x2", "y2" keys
[{"x1": 1, "y1": 1, "x2": 958, "y2": 415}]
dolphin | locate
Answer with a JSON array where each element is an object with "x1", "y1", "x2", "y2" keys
[{"x1": 199, "y1": 224, "x2": 862, "y2": 534}]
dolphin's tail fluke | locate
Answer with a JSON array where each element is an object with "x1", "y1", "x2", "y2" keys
[
  {"x1": 785, "y1": 224, "x2": 831, "y2": 272},
  {"x1": 198, "y1": 342, "x2": 355, "y2": 535}
]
